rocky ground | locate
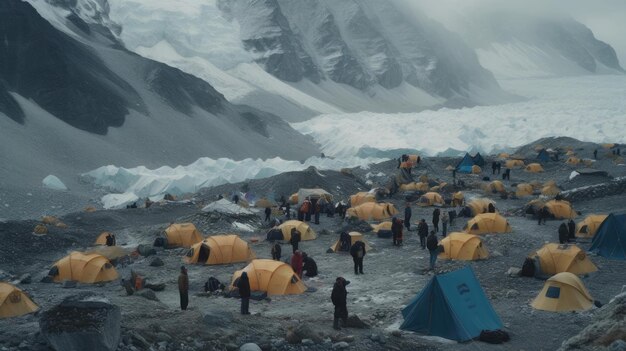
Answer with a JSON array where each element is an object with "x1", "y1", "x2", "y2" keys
[{"x1": 1, "y1": 137, "x2": 626, "y2": 351}]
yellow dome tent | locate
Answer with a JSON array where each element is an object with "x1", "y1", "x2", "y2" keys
[
  {"x1": 516, "y1": 184, "x2": 534, "y2": 197},
  {"x1": 408, "y1": 154, "x2": 420, "y2": 164},
  {"x1": 445, "y1": 165, "x2": 455, "y2": 171},
  {"x1": 471, "y1": 165, "x2": 482, "y2": 174},
  {"x1": 185, "y1": 234, "x2": 255, "y2": 265},
  {"x1": 371, "y1": 221, "x2": 392, "y2": 234},
  {"x1": 86, "y1": 246, "x2": 130, "y2": 261},
  {"x1": 230, "y1": 259, "x2": 306, "y2": 296},
  {"x1": 254, "y1": 198, "x2": 275, "y2": 208},
  {"x1": 566, "y1": 150, "x2": 576, "y2": 156},
  {"x1": 95, "y1": 231, "x2": 114, "y2": 246},
  {"x1": 277, "y1": 220, "x2": 317, "y2": 241},
  {"x1": 416, "y1": 192, "x2": 444, "y2": 207},
  {"x1": 533, "y1": 244, "x2": 597, "y2": 275},
  {"x1": 576, "y1": 215, "x2": 608, "y2": 238},
  {"x1": 541, "y1": 184, "x2": 561, "y2": 196},
  {"x1": 346, "y1": 202, "x2": 398, "y2": 221},
  {"x1": 0, "y1": 283, "x2": 39, "y2": 319},
  {"x1": 399, "y1": 182, "x2": 429, "y2": 192},
  {"x1": 438, "y1": 233, "x2": 489, "y2": 261},
  {"x1": 531, "y1": 272, "x2": 594, "y2": 312},
  {"x1": 329, "y1": 232, "x2": 372, "y2": 252},
  {"x1": 464, "y1": 213, "x2": 512, "y2": 235},
  {"x1": 350, "y1": 192, "x2": 376, "y2": 207},
  {"x1": 50, "y1": 252, "x2": 118, "y2": 284},
  {"x1": 467, "y1": 198, "x2": 496, "y2": 216},
  {"x1": 498, "y1": 152, "x2": 510, "y2": 159},
  {"x1": 544, "y1": 200, "x2": 577, "y2": 219},
  {"x1": 566, "y1": 157, "x2": 580, "y2": 165},
  {"x1": 165, "y1": 223, "x2": 204, "y2": 248},
  {"x1": 505, "y1": 160, "x2": 525, "y2": 169},
  {"x1": 525, "y1": 163, "x2": 545, "y2": 173},
  {"x1": 288, "y1": 193, "x2": 298, "y2": 204},
  {"x1": 485, "y1": 180, "x2": 506, "y2": 194},
  {"x1": 42, "y1": 216, "x2": 59, "y2": 225}
]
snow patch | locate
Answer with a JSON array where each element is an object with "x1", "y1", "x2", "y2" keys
[
  {"x1": 101, "y1": 193, "x2": 139, "y2": 209},
  {"x1": 232, "y1": 222, "x2": 255, "y2": 232},
  {"x1": 42, "y1": 175, "x2": 68, "y2": 191},
  {"x1": 202, "y1": 199, "x2": 253, "y2": 216}
]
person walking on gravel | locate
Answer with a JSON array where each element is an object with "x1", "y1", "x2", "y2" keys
[
  {"x1": 432, "y1": 209, "x2": 440, "y2": 233},
  {"x1": 331, "y1": 277, "x2": 349, "y2": 330},
  {"x1": 418, "y1": 219, "x2": 429, "y2": 249},
  {"x1": 426, "y1": 231, "x2": 439, "y2": 271},
  {"x1": 237, "y1": 272, "x2": 251, "y2": 315},
  {"x1": 178, "y1": 266, "x2": 189, "y2": 311}
]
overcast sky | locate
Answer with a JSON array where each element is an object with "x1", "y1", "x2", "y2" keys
[{"x1": 400, "y1": 0, "x2": 626, "y2": 66}]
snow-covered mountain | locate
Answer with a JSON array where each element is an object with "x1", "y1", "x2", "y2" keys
[{"x1": 0, "y1": 0, "x2": 319, "y2": 190}]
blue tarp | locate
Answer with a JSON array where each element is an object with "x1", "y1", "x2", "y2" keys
[
  {"x1": 400, "y1": 266, "x2": 503, "y2": 342},
  {"x1": 590, "y1": 213, "x2": 626, "y2": 260},
  {"x1": 456, "y1": 153, "x2": 475, "y2": 173},
  {"x1": 537, "y1": 149, "x2": 550, "y2": 163},
  {"x1": 472, "y1": 153, "x2": 486, "y2": 167}
]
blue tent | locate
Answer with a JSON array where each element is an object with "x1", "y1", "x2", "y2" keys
[
  {"x1": 456, "y1": 153, "x2": 475, "y2": 173},
  {"x1": 590, "y1": 214, "x2": 626, "y2": 260},
  {"x1": 472, "y1": 153, "x2": 486, "y2": 167},
  {"x1": 537, "y1": 149, "x2": 550, "y2": 163},
  {"x1": 400, "y1": 266, "x2": 503, "y2": 342}
]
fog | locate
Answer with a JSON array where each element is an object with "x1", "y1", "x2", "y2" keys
[{"x1": 393, "y1": 0, "x2": 626, "y2": 66}]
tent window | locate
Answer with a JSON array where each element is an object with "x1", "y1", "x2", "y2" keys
[
  {"x1": 471, "y1": 223, "x2": 479, "y2": 230},
  {"x1": 291, "y1": 275, "x2": 298, "y2": 284},
  {"x1": 580, "y1": 225, "x2": 588, "y2": 234},
  {"x1": 9, "y1": 292, "x2": 21, "y2": 303},
  {"x1": 546, "y1": 286, "x2": 561, "y2": 299}
]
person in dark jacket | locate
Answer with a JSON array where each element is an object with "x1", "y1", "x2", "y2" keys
[
  {"x1": 105, "y1": 233, "x2": 115, "y2": 246},
  {"x1": 593, "y1": 149, "x2": 598, "y2": 159},
  {"x1": 432, "y1": 209, "x2": 440, "y2": 233},
  {"x1": 331, "y1": 277, "x2": 349, "y2": 330},
  {"x1": 290, "y1": 228, "x2": 301, "y2": 253},
  {"x1": 568, "y1": 219, "x2": 576, "y2": 240},
  {"x1": 417, "y1": 219, "x2": 429, "y2": 249},
  {"x1": 339, "y1": 231, "x2": 351, "y2": 251},
  {"x1": 488, "y1": 203, "x2": 496, "y2": 213},
  {"x1": 496, "y1": 162, "x2": 502, "y2": 174},
  {"x1": 491, "y1": 161, "x2": 497, "y2": 175},
  {"x1": 285, "y1": 202, "x2": 291, "y2": 220},
  {"x1": 537, "y1": 206, "x2": 547, "y2": 225},
  {"x1": 404, "y1": 203, "x2": 412, "y2": 231},
  {"x1": 264, "y1": 207, "x2": 272, "y2": 222},
  {"x1": 178, "y1": 266, "x2": 189, "y2": 311},
  {"x1": 426, "y1": 231, "x2": 439, "y2": 270},
  {"x1": 314, "y1": 201, "x2": 321, "y2": 225},
  {"x1": 233, "y1": 194, "x2": 239, "y2": 204},
  {"x1": 391, "y1": 217, "x2": 403, "y2": 246},
  {"x1": 558, "y1": 222, "x2": 570, "y2": 244},
  {"x1": 291, "y1": 250, "x2": 304, "y2": 278},
  {"x1": 302, "y1": 252, "x2": 318, "y2": 277},
  {"x1": 350, "y1": 241, "x2": 366, "y2": 275},
  {"x1": 271, "y1": 242, "x2": 282, "y2": 261},
  {"x1": 237, "y1": 272, "x2": 251, "y2": 315}
]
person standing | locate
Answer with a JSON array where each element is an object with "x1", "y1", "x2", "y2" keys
[
  {"x1": 391, "y1": 217, "x2": 403, "y2": 246},
  {"x1": 417, "y1": 219, "x2": 429, "y2": 249},
  {"x1": 331, "y1": 277, "x2": 349, "y2": 330},
  {"x1": 302, "y1": 252, "x2": 318, "y2": 277},
  {"x1": 291, "y1": 250, "x2": 304, "y2": 278},
  {"x1": 537, "y1": 207, "x2": 547, "y2": 225},
  {"x1": 558, "y1": 222, "x2": 570, "y2": 244},
  {"x1": 426, "y1": 231, "x2": 439, "y2": 271},
  {"x1": 491, "y1": 161, "x2": 497, "y2": 175},
  {"x1": 314, "y1": 200, "x2": 321, "y2": 225},
  {"x1": 285, "y1": 202, "x2": 291, "y2": 220},
  {"x1": 496, "y1": 162, "x2": 502, "y2": 175},
  {"x1": 271, "y1": 242, "x2": 282, "y2": 261},
  {"x1": 432, "y1": 208, "x2": 440, "y2": 233},
  {"x1": 264, "y1": 206, "x2": 272, "y2": 222},
  {"x1": 290, "y1": 228, "x2": 301, "y2": 254},
  {"x1": 441, "y1": 211, "x2": 449, "y2": 237},
  {"x1": 593, "y1": 149, "x2": 598, "y2": 159},
  {"x1": 350, "y1": 241, "x2": 366, "y2": 275},
  {"x1": 237, "y1": 272, "x2": 251, "y2": 315},
  {"x1": 404, "y1": 203, "x2": 412, "y2": 231},
  {"x1": 568, "y1": 219, "x2": 576, "y2": 240},
  {"x1": 178, "y1": 266, "x2": 189, "y2": 311}
]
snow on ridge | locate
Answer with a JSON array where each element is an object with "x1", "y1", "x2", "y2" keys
[
  {"x1": 83, "y1": 156, "x2": 384, "y2": 209},
  {"x1": 42, "y1": 175, "x2": 68, "y2": 191}
]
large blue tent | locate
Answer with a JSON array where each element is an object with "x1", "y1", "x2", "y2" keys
[
  {"x1": 400, "y1": 266, "x2": 503, "y2": 342},
  {"x1": 456, "y1": 153, "x2": 476, "y2": 173},
  {"x1": 537, "y1": 149, "x2": 550, "y2": 163},
  {"x1": 590, "y1": 213, "x2": 626, "y2": 260},
  {"x1": 472, "y1": 153, "x2": 486, "y2": 167}
]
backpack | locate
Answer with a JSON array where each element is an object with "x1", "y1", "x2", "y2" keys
[
  {"x1": 479, "y1": 330, "x2": 510, "y2": 344},
  {"x1": 521, "y1": 257, "x2": 535, "y2": 277},
  {"x1": 426, "y1": 235, "x2": 438, "y2": 250},
  {"x1": 205, "y1": 277, "x2": 223, "y2": 292}
]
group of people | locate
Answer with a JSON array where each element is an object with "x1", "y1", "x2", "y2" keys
[{"x1": 558, "y1": 219, "x2": 577, "y2": 244}]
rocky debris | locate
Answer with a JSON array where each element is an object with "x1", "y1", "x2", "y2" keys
[
  {"x1": 345, "y1": 315, "x2": 369, "y2": 329},
  {"x1": 332, "y1": 341, "x2": 349, "y2": 349},
  {"x1": 239, "y1": 342, "x2": 261, "y2": 351},
  {"x1": 149, "y1": 257, "x2": 164, "y2": 267},
  {"x1": 63, "y1": 281, "x2": 77, "y2": 289},
  {"x1": 506, "y1": 289, "x2": 520, "y2": 298},
  {"x1": 506, "y1": 267, "x2": 521, "y2": 277},
  {"x1": 562, "y1": 177, "x2": 626, "y2": 203},
  {"x1": 203, "y1": 311, "x2": 233, "y2": 328},
  {"x1": 39, "y1": 293, "x2": 121, "y2": 351},
  {"x1": 341, "y1": 219, "x2": 373, "y2": 234},
  {"x1": 136, "y1": 289, "x2": 158, "y2": 301},
  {"x1": 137, "y1": 244, "x2": 156, "y2": 257},
  {"x1": 559, "y1": 293, "x2": 626, "y2": 351}
]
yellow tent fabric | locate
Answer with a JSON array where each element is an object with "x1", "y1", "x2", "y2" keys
[
  {"x1": 417, "y1": 192, "x2": 444, "y2": 207},
  {"x1": 346, "y1": 202, "x2": 398, "y2": 221},
  {"x1": 505, "y1": 160, "x2": 525, "y2": 169},
  {"x1": 400, "y1": 161, "x2": 414, "y2": 169},
  {"x1": 438, "y1": 233, "x2": 489, "y2": 261},
  {"x1": 452, "y1": 192, "x2": 465, "y2": 207},
  {"x1": 418, "y1": 175, "x2": 429, "y2": 183},
  {"x1": 399, "y1": 182, "x2": 429, "y2": 192},
  {"x1": 408, "y1": 155, "x2": 420, "y2": 164},
  {"x1": 350, "y1": 192, "x2": 376, "y2": 207},
  {"x1": 467, "y1": 198, "x2": 496, "y2": 216},
  {"x1": 95, "y1": 231, "x2": 113, "y2": 246},
  {"x1": 498, "y1": 152, "x2": 510, "y2": 159},
  {"x1": 485, "y1": 181, "x2": 506, "y2": 193},
  {"x1": 602, "y1": 143, "x2": 615, "y2": 149},
  {"x1": 230, "y1": 259, "x2": 306, "y2": 296},
  {"x1": 289, "y1": 193, "x2": 298, "y2": 204},
  {"x1": 185, "y1": 234, "x2": 255, "y2": 265},
  {"x1": 566, "y1": 150, "x2": 576, "y2": 156},
  {"x1": 84, "y1": 206, "x2": 97, "y2": 213},
  {"x1": 464, "y1": 213, "x2": 512, "y2": 235},
  {"x1": 471, "y1": 165, "x2": 482, "y2": 174},
  {"x1": 33, "y1": 225, "x2": 48, "y2": 235},
  {"x1": 541, "y1": 184, "x2": 561, "y2": 196},
  {"x1": 371, "y1": 221, "x2": 392, "y2": 234},
  {"x1": 531, "y1": 272, "x2": 594, "y2": 312},
  {"x1": 296, "y1": 188, "x2": 333, "y2": 204},
  {"x1": 544, "y1": 200, "x2": 577, "y2": 219},
  {"x1": 525, "y1": 163, "x2": 545, "y2": 173},
  {"x1": 445, "y1": 165, "x2": 455, "y2": 171},
  {"x1": 534, "y1": 244, "x2": 597, "y2": 275},
  {"x1": 516, "y1": 184, "x2": 534, "y2": 197},
  {"x1": 51, "y1": 252, "x2": 118, "y2": 283},
  {"x1": 277, "y1": 220, "x2": 317, "y2": 241},
  {"x1": 330, "y1": 232, "x2": 372, "y2": 252},
  {"x1": 165, "y1": 223, "x2": 204, "y2": 248},
  {"x1": 576, "y1": 215, "x2": 608, "y2": 238},
  {"x1": 566, "y1": 157, "x2": 580, "y2": 165},
  {"x1": 42, "y1": 216, "x2": 59, "y2": 224},
  {"x1": 0, "y1": 283, "x2": 38, "y2": 319},
  {"x1": 254, "y1": 198, "x2": 275, "y2": 208},
  {"x1": 86, "y1": 246, "x2": 130, "y2": 261}
]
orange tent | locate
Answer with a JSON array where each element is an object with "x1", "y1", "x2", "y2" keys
[
  {"x1": 230, "y1": 259, "x2": 306, "y2": 296},
  {"x1": 164, "y1": 223, "x2": 204, "y2": 248},
  {"x1": 464, "y1": 213, "x2": 512, "y2": 235}
]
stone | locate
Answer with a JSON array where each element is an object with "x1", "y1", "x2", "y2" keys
[
  {"x1": 285, "y1": 330, "x2": 301, "y2": 344},
  {"x1": 506, "y1": 267, "x2": 521, "y2": 277},
  {"x1": 203, "y1": 311, "x2": 233, "y2": 328},
  {"x1": 506, "y1": 289, "x2": 520, "y2": 298},
  {"x1": 39, "y1": 293, "x2": 121, "y2": 351},
  {"x1": 345, "y1": 315, "x2": 369, "y2": 329},
  {"x1": 137, "y1": 244, "x2": 156, "y2": 257},
  {"x1": 301, "y1": 339, "x2": 314, "y2": 346},
  {"x1": 239, "y1": 343, "x2": 261, "y2": 351},
  {"x1": 149, "y1": 257, "x2": 164, "y2": 267},
  {"x1": 136, "y1": 289, "x2": 158, "y2": 301},
  {"x1": 271, "y1": 339, "x2": 286, "y2": 348},
  {"x1": 491, "y1": 250, "x2": 503, "y2": 257},
  {"x1": 332, "y1": 341, "x2": 349, "y2": 349},
  {"x1": 19, "y1": 273, "x2": 32, "y2": 284},
  {"x1": 292, "y1": 323, "x2": 323, "y2": 343},
  {"x1": 610, "y1": 340, "x2": 626, "y2": 351},
  {"x1": 62, "y1": 280, "x2": 77, "y2": 288},
  {"x1": 391, "y1": 330, "x2": 402, "y2": 338}
]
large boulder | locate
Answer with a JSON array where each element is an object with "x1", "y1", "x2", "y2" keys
[{"x1": 39, "y1": 293, "x2": 121, "y2": 351}]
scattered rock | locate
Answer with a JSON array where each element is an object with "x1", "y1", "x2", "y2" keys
[
  {"x1": 149, "y1": 257, "x2": 164, "y2": 267},
  {"x1": 203, "y1": 311, "x2": 233, "y2": 328},
  {"x1": 345, "y1": 315, "x2": 369, "y2": 329},
  {"x1": 391, "y1": 330, "x2": 402, "y2": 338},
  {"x1": 137, "y1": 244, "x2": 156, "y2": 257},
  {"x1": 19, "y1": 273, "x2": 32, "y2": 284},
  {"x1": 506, "y1": 267, "x2": 521, "y2": 277},
  {"x1": 506, "y1": 289, "x2": 520, "y2": 298},
  {"x1": 271, "y1": 339, "x2": 286, "y2": 349},
  {"x1": 332, "y1": 341, "x2": 349, "y2": 349},
  {"x1": 62, "y1": 281, "x2": 77, "y2": 289},
  {"x1": 301, "y1": 339, "x2": 315, "y2": 346},
  {"x1": 239, "y1": 343, "x2": 261, "y2": 351},
  {"x1": 610, "y1": 340, "x2": 626, "y2": 351},
  {"x1": 285, "y1": 330, "x2": 301, "y2": 345},
  {"x1": 136, "y1": 289, "x2": 158, "y2": 301},
  {"x1": 39, "y1": 293, "x2": 121, "y2": 351},
  {"x1": 492, "y1": 250, "x2": 503, "y2": 257}
]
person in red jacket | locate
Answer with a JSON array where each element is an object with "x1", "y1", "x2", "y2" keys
[{"x1": 291, "y1": 250, "x2": 304, "y2": 278}]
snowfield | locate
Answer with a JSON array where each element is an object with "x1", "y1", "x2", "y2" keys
[{"x1": 293, "y1": 75, "x2": 626, "y2": 157}]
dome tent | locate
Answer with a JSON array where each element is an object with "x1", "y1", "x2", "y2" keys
[
  {"x1": 349, "y1": 192, "x2": 376, "y2": 207},
  {"x1": 268, "y1": 220, "x2": 317, "y2": 241},
  {"x1": 438, "y1": 233, "x2": 489, "y2": 261},
  {"x1": 185, "y1": 234, "x2": 255, "y2": 265},
  {"x1": 0, "y1": 283, "x2": 39, "y2": 318},
  {"x1": 576, "y1": 215, "x2": 608, "y2": 239},
  {"x1": 230, "y1": 259, "x2": 306, "y2": 296},
  {"x1": 329, "y1": 232, "x2": 371, "y2": 252},
  {"x1": 416, "y1": 192, "x2": 444, "y2": 207},
  {"x1": 50, "y1": 252, "x2": 118, "y2": 284},
  {"x1": 589, "y1": 213, "x2": 626, "y2": 260},
  {"x1": 543, "y1": 200, "x2": 577, "y2": 220},
  {"x1": 164, "y1": 223, "x2": 203, "y2": 248},
  {"x1": 533, "y1": 244, "x2": 597, "y2": 276},
  {"x1": 464, "y1": 213, "x2": 512, "y2": 235},
  {"x1": 531, "y1": 272, "x2": 594, "y2": 312},
  {"x1": 346, "y1": 202, "x2": 398, "y2": 221}
]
